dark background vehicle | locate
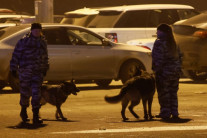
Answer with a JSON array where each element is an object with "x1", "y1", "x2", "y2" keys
[{"x1": 173, "y1": 12, "x2": 207, "y2": 81}]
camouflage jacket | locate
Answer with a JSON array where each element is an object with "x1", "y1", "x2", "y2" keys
[
  {"x1": 10, "y1": 32, "x2": 49, "y2": 72},
  {"x1": 152, "y1": 38, "x2": 182, "y2": 76}
]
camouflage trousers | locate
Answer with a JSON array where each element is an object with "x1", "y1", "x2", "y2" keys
[
  {"x1": 155, "y1": 73, "x2": 180, "y2": 117},
  {"x1": 19, "y1": 68, "x2": 43, "y2": 109}
]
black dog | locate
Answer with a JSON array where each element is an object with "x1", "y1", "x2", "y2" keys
[
  {"x1": 105, "y1": 70, "x2": 155, "y2": 121},
  {"x1": 40, "y1": 81, "x2": 80, "y2": 120}
]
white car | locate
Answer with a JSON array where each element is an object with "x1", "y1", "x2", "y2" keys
[
  {"x1": 60, "y1": 8, "x2": 99, "y2": 27},
  {"x1": 87, "y1": 4, "x2": 199, "y2": 43},
  {"x1": 0, "y1": 23, "x2": 17, "y2": 29},
  {"x1": 0, "y1": 24, "x2": 152, "y2": 91},
  {"x1": 0, "y1": 14, "x2": 31, "y2": 24},
  {"x1": 127, "y1": 38, "x2": 156, "y2": 50}
]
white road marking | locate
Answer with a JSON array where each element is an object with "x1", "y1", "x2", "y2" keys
[{"x1": 51, "y1": 125, "x2": 207, "y2": 134}]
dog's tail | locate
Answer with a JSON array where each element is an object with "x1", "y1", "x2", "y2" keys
[{"x1": 104, "y1": 85, "x2": 128, "y2": 104}]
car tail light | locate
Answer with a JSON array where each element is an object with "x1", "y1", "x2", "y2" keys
[
  {"x1": 137, "y1": 45, "x2": 151, "y2": 50},
  {"x1": 105, "y1": 33, "x2": 118, "y2": 43},
  {"x1": 193, "y1": 30, "x2": 207, "y2": 38}
]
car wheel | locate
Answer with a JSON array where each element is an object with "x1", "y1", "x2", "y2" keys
[
  {"x1": 0, "y1": 80, "x2": 7, "y2": 90},
  {"x1": 95, "y1": 79, "x2": 112, "y2": 88},
  {"x1": 120, "y1": 60, "x2": 145, "y2": 84},
  {"x1": 187, "y1": 70, "x2": 207, "y2": 81},
  {"x1": 8, "y1": 73, "x2": 20, "y2": 92}
]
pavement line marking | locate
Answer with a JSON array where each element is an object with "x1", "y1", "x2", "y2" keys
[{"x1": 51, "y1": 125, "x2": 207, "y2": 134}]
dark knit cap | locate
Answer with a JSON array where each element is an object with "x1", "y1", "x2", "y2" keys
[
  {"x1": 157, "y1": 23, "x2": 171, "y2": 33},
  {"x1": 31, "y1": 23, "x2": 42, "y2": 30}
]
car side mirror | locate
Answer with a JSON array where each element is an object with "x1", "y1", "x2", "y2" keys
[{"x1": 102, "y1": 39, "x2": 111, "y2": 46}]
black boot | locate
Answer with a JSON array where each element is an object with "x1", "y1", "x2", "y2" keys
[
  {"x1": 32, "y1": 108, "x2": 43, "y2": 124},
  {"x1": 20, "y1": 107, "x2": 30, "y2": 123}
]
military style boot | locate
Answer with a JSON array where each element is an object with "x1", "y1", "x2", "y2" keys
[
  {"x1": 32, "y1": 108, "x2": 43, "y2": 124},
  {"x1": 20, "y1": 107, "x2": 30, "y2": 123}
]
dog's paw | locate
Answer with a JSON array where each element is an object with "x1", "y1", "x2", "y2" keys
[
  {"x1": 122, "y1": 118, "x2": 129, "y2": 122},
  {"x1": 149, "y1": 115, "x2": 155, "y2": 120},
  {"x1": 61, "y1": 117, "x2": 67, "y2": 121}
]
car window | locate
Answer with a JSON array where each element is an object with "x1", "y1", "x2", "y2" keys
[
  {"x1": 177, "y1": 9, "x2": 199, "y2": 20},
  {"x1": 0, "y1": 25, "x2": 29, "y2": 41},
  {"x1": 115, "y1": 10, "x2": 148, "y2": 28},
  {"x1": 87, "y1": 11, "x2": 122, "y2": 28},
  {"x1": 66, "y1": 28, "x2": 102, "y2": 46},
  {"x1": 147, "y1": 9, "x2": 179, "y2": 27},
  {"x1": 42, "y1": 27, "x2": 71, "y2": 45},
  {"x1": 61, "y1": 15, "x2": 96, "y2": 27}
]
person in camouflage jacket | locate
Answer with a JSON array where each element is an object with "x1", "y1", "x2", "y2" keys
[
  {"x1": 10, "y1": 23, "x2": 49, "y2": 124},
  {"x1": 152, "y1": 23, "x2": 182, "y2": 120}
]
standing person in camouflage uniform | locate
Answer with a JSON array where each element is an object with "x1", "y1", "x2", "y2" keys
[
  {"x1": 152, "y1": 23, "x2": 182, "y2": 120},
  {"x1": 10, "y1": 23, "x2": 49, "y2": 124}
]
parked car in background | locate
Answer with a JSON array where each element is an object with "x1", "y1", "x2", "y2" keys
[
  {"x1": 172, "y1": 11, "x2": 207, "y2": 81},
  {"x1": 127, "y1": 38, "x2": 155, "y2": 50},
  {"x1": 60, "y1": 7, "x2": 99, "y2": 27},
  {"x1": 0, "y1": 23, "x2": 17, "y2": 29},
  {"x1": 0, "y1": 14, "x2": 31, "y2": 24},
  {"x1": 87, "y1": 4, "x2": 199, "y2": 43},
  {"x1": 0, "y1": 24, "x2": 152, "y2": 91},
  {"x1": 0, "y1": 8, "x2": 15, "y2": 14},
  {"x1": 21, "y1": 15, "x2": 64, "y2": 24}
]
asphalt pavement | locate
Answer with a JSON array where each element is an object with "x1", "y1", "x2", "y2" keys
[{"x1": 0, "y1": 79, "x2": 207, "y2": 138}]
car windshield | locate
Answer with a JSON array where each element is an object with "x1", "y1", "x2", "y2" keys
[
  {"x1": 182, "y1": 12, "x2": 207, "y2": 25},
  {"x1": 61, "y1": 14, "x2": 96, "y2": 27},
  {"x1": 87, "y1": 11, "x2": 122, "y2": 28},
  {"x1": 177, "y1": 9, "x2": 199, "y2": 20},
  {"x1": 0, "y1": 25, "x2": 29, "y2": 41}
]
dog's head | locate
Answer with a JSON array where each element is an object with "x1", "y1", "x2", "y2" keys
[{"x1": 61, "y1": 81, "x2": 80, "y2": 96}]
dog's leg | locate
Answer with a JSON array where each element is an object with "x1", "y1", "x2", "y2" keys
[
  {"x1": 148, "y1": 95, "x2": 154, "y2": 120},
  {"x1": 128, "y1": 100, "x2": 140, "y2": 119},
  {"x1": 142, "y1": 98, "x2": 148, "y2": 120},
  {"x1": 56, "y1": 105, "x2": 67, "y2": 121},
  {"x1": 55, "y1": 109, "x2": 60, "y2": 120},
  {"x1": 121, "y1": 98, "x2": 129, "y2": 121}
]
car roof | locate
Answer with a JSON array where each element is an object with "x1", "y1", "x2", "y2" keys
[
  {"x1": 99, "y1": 4, "x2": 194, "y2": 12},
  {"x1": 0, "y1": 14, "x2": 31, "y2": 18},
  {"x1": 0, "y1": 8, "x2": 15, "y2": 14},
  {"x1": 0, "y1": 23, "x2": 16, "y2": 27},
  {"x1": 5, "y1": 23, "x2": 88, "y2": 30},
  {"x1": 0, "y1": 23, "x2": 93, "y2": 41},
  {"x1": 64, "y1": 8, "x2": 99, "y2": 15}
]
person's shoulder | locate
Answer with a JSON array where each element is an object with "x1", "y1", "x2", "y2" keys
[
  {"x1": 154, "y1": 39, "x2": 163, "y2": 47},
  {"x1": 21, "y1": 33, "x2": 30, "y2": 41}
]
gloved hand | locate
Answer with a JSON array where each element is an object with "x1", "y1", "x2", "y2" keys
[{"x1": 11, "y1": 70, "x2": 17, "y2": 78}]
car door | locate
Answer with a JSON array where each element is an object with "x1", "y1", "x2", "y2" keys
[
  {"x1": 42, "y1": 27, "x2": 72, "y2": 81},
  {"x1": 66, "y1": 28, "x2": 115, "y2": 79}
]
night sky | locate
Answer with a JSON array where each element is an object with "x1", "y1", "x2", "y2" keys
[{"x1": 1, "y1": 0, "x2": 207, "y2": 15}]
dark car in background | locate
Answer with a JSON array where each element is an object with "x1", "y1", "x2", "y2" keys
[{"x1": 173, "y1": 12, "x2": 207, "y2": 81}]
